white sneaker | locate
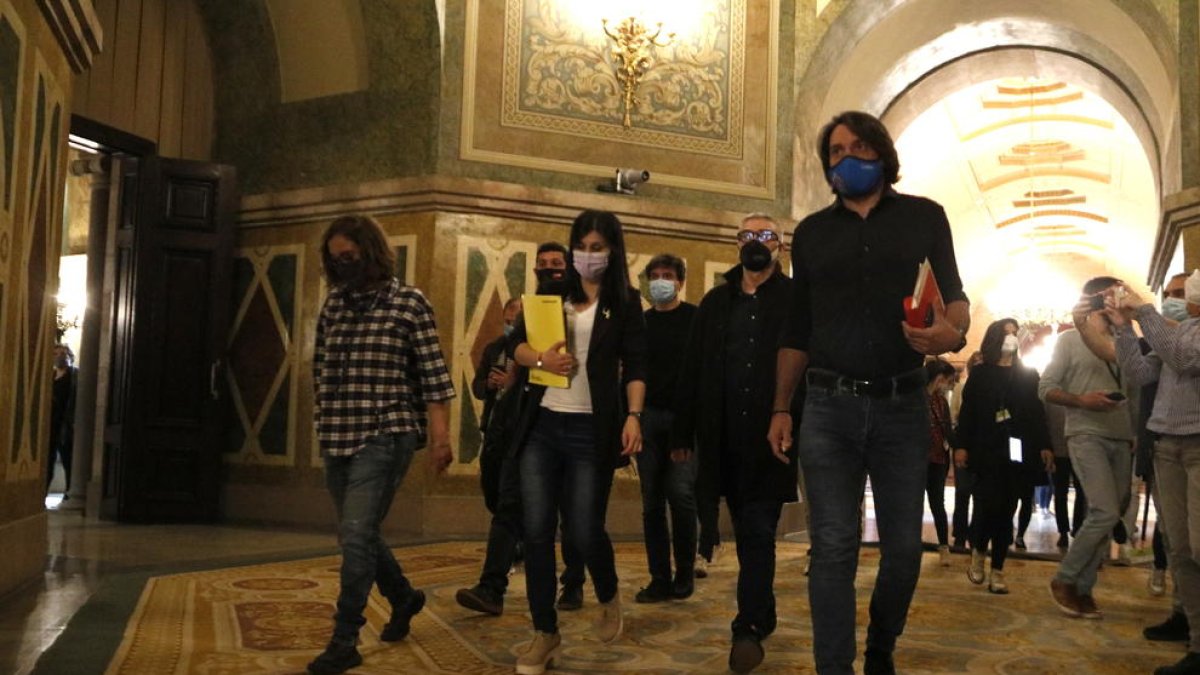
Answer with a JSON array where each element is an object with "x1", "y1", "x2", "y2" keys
[
  {"x1": 695, "y1": 554, "x2": 709, "y2": 579},
  {"x1": 1114, "y1": 543, "x2": 1133, "y2": 567},
  {"x1": 1149, "y1": 568, "x2": 1167, "y2": 596},
  {"x1": 988, "y1": 569, "x2": 1009, "y2": 594},
  {"x1": 711, "y1": 543, "x2": 726, "y2": 566},
  {"x1": 938, "y1": 545, "x2": 951, "y2": 567}
]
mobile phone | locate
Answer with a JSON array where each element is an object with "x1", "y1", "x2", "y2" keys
[
  {"x1": 1088, "y1": 294, "x2": 1106, "y2": 311},
  {"x1": 1105, "y1": 392, "x2": 1126, "y2": 401},
  {"x1": 1008, "y1": 437, "x2": 1022, "y2": 463}
]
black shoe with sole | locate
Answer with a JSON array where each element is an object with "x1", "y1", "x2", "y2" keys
[
  {"x1": 635, "y1": 580, "x2": 673, "y2": 604},
  {"x1": 864, "y1": 648, "x2": 896, "y2": 675},
  {"x1": 307, "y1": 641, "x2": 362, "y2": 675},
  {"x1": 555, "y1": 585, "x2": 583, "y2": 611},
  {"x1": 1145, "y1": 611, "x2": 1191, "y2": 642},
  {"x1": 729, "y1": 630, "x2": 764, "y2": 673},
  {"x1": 455, "y1": 584, "x2": 503, "y2": 616},
  {"x1": 672, "y1": 572, "x2": 695, "y2": 600},
  {"x1": 1056, "y1": 533, "x2": 1070, "y2": 549},
  {"x1": 380, "y1": 589, "x2": 425, "y2": 641}
]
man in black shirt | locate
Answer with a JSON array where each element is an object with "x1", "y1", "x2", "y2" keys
[
  {"x1": 770, "y1": 111, "x2": 970, "y2": 675},
  {"x1": 672, "y1": 214, "x2": 800, "y2": 673},
  {"x1": 635, "y1": 254, "x2": 699, "y2": 604}
]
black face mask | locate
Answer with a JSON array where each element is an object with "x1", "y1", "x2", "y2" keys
[
  {"x1": 740, "y1": 241, "x2": 773, "y2": 272},
  {"x1": 333, "y1": 258, "x2": 367, "y2": 288},
  {"x1": 536, "y1": 277, "x2": 568, "y2": 297},
  {"x1": 535, "y1": 267, "x2": 564, "y2": 284}
]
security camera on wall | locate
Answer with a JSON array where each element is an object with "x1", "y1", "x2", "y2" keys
[{"x1": 597, "y1": 168, "x2": 651, "y2": 195}]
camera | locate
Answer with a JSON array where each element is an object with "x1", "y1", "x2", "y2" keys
[
  {"x1": 1088, "y1": 293, "x2": 1106, "y2": 311},
  {"x1": 614, "y1": 168, "x2": 650, "y2": 194}
]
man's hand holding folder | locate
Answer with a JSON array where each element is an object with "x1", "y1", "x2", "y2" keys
[{"x1": 900, "y1": 257, "x2": 963, "y2": 355}]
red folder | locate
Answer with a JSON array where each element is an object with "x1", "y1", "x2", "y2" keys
[{"x1": 904, "y1": 258, "x2": 944, "y2": 327}]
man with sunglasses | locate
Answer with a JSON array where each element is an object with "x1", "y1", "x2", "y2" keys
[
  {"x1": 671, "y1": 213, "x2": 801, "y2": 672},
  {"x1": 770, "y1": 111, "x2": 970, "y2": 675}
]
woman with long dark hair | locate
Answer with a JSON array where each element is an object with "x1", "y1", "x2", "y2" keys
[
  {"x1": 954, "y1": 319, "x2": 1054, "y2": 594},
  {"x1": 507, "y1": 210, "x2": 647, "y2": 674},
  {"x1": 924, "y1": 358, "x2": 958, "y2": 565}
]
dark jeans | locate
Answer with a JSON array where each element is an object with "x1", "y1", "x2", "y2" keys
[
  {"x1": 1052, "y1": 456, "x2": 1087, "y2": 536},
  {"x1": 969, "y1": 461, "x2": 1022, "y2": 570},
  {"x1": 925, "y1": 461, "x2": 949, "y2": 546},
  {"x1": 1015, "y1": 481, "x2": 1034, "y2": 538},
  {"x1": 46, "y1": 437, "x2": 72, "y2": 492},
  {"x1": 799, "y1": 384, "x2": 929, "y2": 675},
  {"x1": 698, "y1": 492, "x2": 722, "y2": 560},
  {"x1": 728, "y1": 494, "x2": 783, "y2": 636},
  {"x1": 951, "y1": 463, "x2": 975, "y2": 545},
  {"x1": 637, "y1": 407, "x2": 698, "y2": 584},
  {"x1": 323, "y1": 432, "x2": 417, "y2": 644},
  {"x1": 520, "y1": 410, "x2": 618, "y2": 633},
  {"x1": 476, "y1": 445, "x2": 586, "y2": 597}
]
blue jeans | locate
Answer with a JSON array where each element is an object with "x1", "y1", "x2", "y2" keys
[
  {"x1": 520, "y1": 410, "x2": 619, "y2": 633},
  {"x1": 1056, "y1": 434, "x2": 1131, "y2": 595},
  {"x1": 323, "y1": 432, "x2": 417, "y2": 644},
  {"x1": 798, "y1": 385, "x2": 929, "y2": 674},
  {"x1": 636, "y1": 407, "x2": 698, "y2": 584}
]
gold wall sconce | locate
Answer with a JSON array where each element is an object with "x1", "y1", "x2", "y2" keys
[{"x1": 602, "y1": 16, "x2": 674, "y2": 128}]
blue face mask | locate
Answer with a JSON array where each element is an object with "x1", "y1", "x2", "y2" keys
[
  {"x1": 648, "y1": 278, "x2": 678, "y2": 305},
  {"x1": 503, "y1": 323, "x2": 515, "y2": 337},
  {"x1": 828, "y1": 155, "x2": 884, "y2": 198},
  {"x1": 1163, "y1": 297, "x2": 1190, "y2": 322}
]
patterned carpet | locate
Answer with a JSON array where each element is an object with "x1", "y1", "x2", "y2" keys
[{"x1": 103, "y1": 540, "x2": 1186, "y2": 674}]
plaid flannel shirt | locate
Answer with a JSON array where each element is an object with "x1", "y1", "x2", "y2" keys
[{"x1": 314, "y1": 278, "x2": 455, "y2": 456}]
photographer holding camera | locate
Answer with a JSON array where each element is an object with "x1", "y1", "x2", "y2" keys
[
  {"x1": 1104, "y1": 271, "x2": 1200, "y2": 675},
  {"x1": 1040, "y1": 276, "x2": 1139, "y2": 620}
]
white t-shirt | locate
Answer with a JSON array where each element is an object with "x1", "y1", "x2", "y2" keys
[{"x1": 541, "y1": 301, "x2": 596, "y2": 413}]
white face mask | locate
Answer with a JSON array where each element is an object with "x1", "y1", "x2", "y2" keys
[{"x1": 1001, "y1": 334, "x2": 1019, "y2": 354}]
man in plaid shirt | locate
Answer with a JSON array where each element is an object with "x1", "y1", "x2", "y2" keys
[{"x1": 307, "y1": 215, "x2": 455, "y2": 675}]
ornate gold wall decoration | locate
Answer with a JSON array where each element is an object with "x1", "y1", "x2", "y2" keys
[{"x1": 504, "y1": 0, "x2": 740, "y2": 153}]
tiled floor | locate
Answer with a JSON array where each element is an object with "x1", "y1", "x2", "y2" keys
[{"x1": 1, "y1": 484, "x2": 1159, "y2": 674}]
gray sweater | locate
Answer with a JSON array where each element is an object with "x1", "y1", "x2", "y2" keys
[{"x1": 1037, "y1": 329, "x2": 1137, "y2": 441}]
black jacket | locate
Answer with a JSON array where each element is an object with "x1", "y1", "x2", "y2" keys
[
  {"x1": 472, "y1": 334, "x2": 511, "y2": 432},
  {"x1": 956, "y1": 362, "x2": 1051, "y2": 472},
  {"x1": 670, "y1": 266, "x2": 800, "y2": 504},
  {"x1": 507, "y1": 289, "x2": 648, "y2": 468}
]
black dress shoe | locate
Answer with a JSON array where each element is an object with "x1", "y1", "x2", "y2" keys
[
  {"x1": 729, "y1": 630, "x2": 765, "y2": 673},
  {"x1": 635, "y1": 580, "x2": 673, "y2": 603},
  {"x1": 455, "y1": 584, "x2": 503, "y2": 615},
  {"x1": 864, "y1": 648, "x2": 896, "y2": 675},
  {"x1": 672, "y1": 573, "x2": 695, "y2": 600},
  {"x1": 1145, "y1": 611, "x2": 1190, "y2": 642},
  {"x1": 307, "y1": 641, "x2": 362, "y2": 675},
  {"x1": 380, "y1": 589, "x2": 425, "y2": 641},
  {"x1": 555, "y1": 585, "x2": 583, "y2": 611}
]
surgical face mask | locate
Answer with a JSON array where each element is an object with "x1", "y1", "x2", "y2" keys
[
  {"x1": 1001, "y1": 334, "x2": 1019, "y2": 354},
  {"x1": 1163, "y1": 297, "x2": 1190, "y2": 322},
  {"x1": 740, "y1": 240, "x2": 774, "y2": 272},
  {"x1": 648, "y1": 279, "x2": 678, "y2": 304},
  {"x1": 573, "y1": 250, "x2": 609, "y2": 282},
  {"x1": 502, "y1": 323, "x2": 515, "y2": 337},
  {"x1": 828, "y1": 155, "x2": 884, "y2": 198}
]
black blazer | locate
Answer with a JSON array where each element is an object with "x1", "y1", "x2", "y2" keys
[
  {"x1": 956, "y1": 362, "x2": 1051, "y2": 471},
  {"x1": 670, "y1": 266, "x2": 800, "y2": 504},
  {"x1": 507, "y1": 289, "x2": 648, "y2": 468}
]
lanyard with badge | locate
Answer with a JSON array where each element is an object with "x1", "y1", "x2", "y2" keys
[{"x1": 994, "y1": 368, "x2": 1022, "y2": 462}]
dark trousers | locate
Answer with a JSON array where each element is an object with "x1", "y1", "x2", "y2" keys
[
  {"x1": 1016, "y1": 481, "x2": 1034, "y2": 538},
  {"x1": 951, "y1": 463, "x2": 975, "y2": 546},
  {"x1": 1052, "y1": 456, "x2": 1087, "y2": 536},
  {"x1": 46, "y1": 435, "x2": 72, "y2": 492},
  {"x1": 520, "y1": 410, "x2": 618, "y2": 633},
  {"x1": 727, "y1": 493, "x2": 783, "y2": 637},
  {"x1": 323, "y1": 433, "x2": 418, "y2": 644},
  {"x1": 969, "y1": 461, "x2": 1022, "y2": 570},
  {"x1": 477, "y1": 438, "x2": 585, "y2": 597},
  {"x1": 698, "y1": 492, "x2": 722, "y2": 560},
  {"x1": 925, "y1": 461, "x2": 949, "y2": 546},
  {"x1": 637, "y1": 407, "x2": 698, "y2": 584}
]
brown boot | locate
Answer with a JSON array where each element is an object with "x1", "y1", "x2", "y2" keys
[
  {"x1": 595, "y1": 594, "x2": 623, "y2": 643},
  {"x1": 514, "y1": 631, "x2": 562, "y2": 675},
  {"x1": 1050, "y1": 578, "x2": 1083, "y2": 617}
]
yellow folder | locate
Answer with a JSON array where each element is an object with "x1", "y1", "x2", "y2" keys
[{"x1": 522, "y1": 294, "x2": 569, "y2": 388}]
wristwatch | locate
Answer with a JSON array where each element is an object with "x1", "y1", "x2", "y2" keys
[
  {"x1": 628, "y1": 411, "x2": 642, "y2": 420},
  {"x1": 535, "y1": 352, "x2": 544, "y2": 369}
]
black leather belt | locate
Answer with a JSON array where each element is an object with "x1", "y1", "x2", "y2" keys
[{"x1": 806, "y1": 368, "x2": 927, "y2": 398}]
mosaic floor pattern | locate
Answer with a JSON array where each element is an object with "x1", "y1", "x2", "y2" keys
[{"x1": 105, "y1": 540, "x2": 1185, "y2": 674}]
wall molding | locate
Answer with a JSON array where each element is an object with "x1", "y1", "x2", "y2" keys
[
  {"x1": 35, "y1": 0, "x2": 102, "y2": 73},
  {"x1": 238, "y1": 175, "x2": 758, "y2": 244},
  {"x1": 1150, "y1": 186, "x2": 1200, "y2": 287}
]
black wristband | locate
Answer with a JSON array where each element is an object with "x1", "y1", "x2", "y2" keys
[
  {"x1": 627, "y1": 411, "x2": 642, "y2": 419},
  {"x1": 772, "y1": 410, "x2": 791, "y2": 416}
]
